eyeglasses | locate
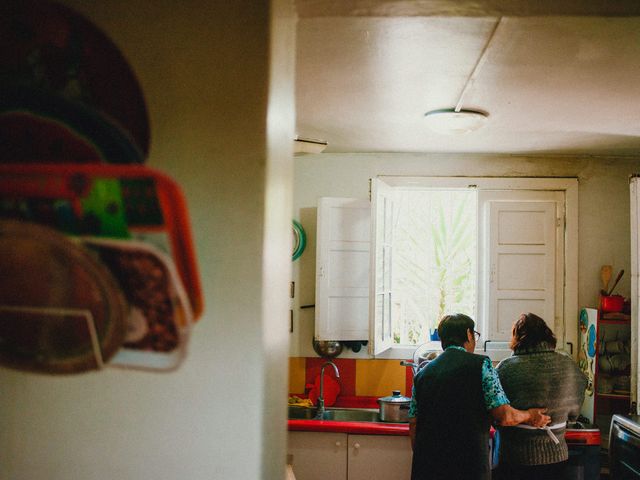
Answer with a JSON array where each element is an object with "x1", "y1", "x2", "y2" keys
[{"x1": 473, "y1": 330, "x2": 481, "y2": 341}]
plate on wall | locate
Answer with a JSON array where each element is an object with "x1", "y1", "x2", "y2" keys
[
  {"x1": 0, "y1": 85, "x2": 144, "y2": 164},
  {"x1": 0, "y1": 0, "x2": 150, "y2": 160}
]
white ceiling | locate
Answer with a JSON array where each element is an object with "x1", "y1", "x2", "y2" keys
[{"x1": 294, "y1": 1, "x2": 640, "y2": 155}]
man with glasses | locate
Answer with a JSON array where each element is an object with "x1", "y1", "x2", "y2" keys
[{"x1": 409, "y1": 313, "x2": 550, "y2": 480}]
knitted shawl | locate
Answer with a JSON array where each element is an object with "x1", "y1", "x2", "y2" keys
[{"x1": 495, "y1": 343, "x2": 588, "y2": 465}]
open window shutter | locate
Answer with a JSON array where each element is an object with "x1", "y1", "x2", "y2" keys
[
  {"x1": 370, "y1": 178, "x2": 395, "y2": 355},
  {"x1": 315, "y1": 197, "x2": 370, "y2": 341},
  {"x1": 479, "y1": 191, "x2": 564, "y2": 342},
  {"x1": 630, "y1": 177, "x2": 640, "y2": 411}
]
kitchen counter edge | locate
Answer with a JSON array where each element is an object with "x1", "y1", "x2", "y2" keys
[{"x1": 288, "y1": 419, "x2": 410, "y2": 436}]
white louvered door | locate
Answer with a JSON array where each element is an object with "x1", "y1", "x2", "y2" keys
[
  {"x1": 479, "y1": 191, "x2": 564, "y2": 342},
  {"x1": 315, "y1": 197, "x2": 370, "y2": 341},
  {"x1": 370, "y1": 178, "x2": 396, "y2": 355}
]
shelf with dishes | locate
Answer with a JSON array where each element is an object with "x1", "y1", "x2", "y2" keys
[
  {"x1": 595, "y1": 369, "x2": 632, "y2": 398},
  {"x1": 595, "y1": 333, "x2": 631, "y2": 393},
  {"x1": 594, "y1": 310, "x2": 632, "y2": 425},
  {"x1": 599, "y1": 312, "x2": 631, "y2": 324},
  {"x1": 596, "y1": 392, "x2": 630, "y2": 399},
  {"x1": 579, "y1": 302, "x2": 632, "y2": 432}
]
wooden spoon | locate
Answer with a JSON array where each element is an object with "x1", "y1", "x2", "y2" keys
[
  {"x1": 607, "y1": 269, "x2": 624, "y2": 296},
  {"x1": 600, "y1": 265, "x2": 612, "y2": 296}
]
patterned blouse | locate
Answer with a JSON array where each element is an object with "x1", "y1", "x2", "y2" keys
[{"x1": 408, "y1": 345, "x2": 509, "y2": 418}]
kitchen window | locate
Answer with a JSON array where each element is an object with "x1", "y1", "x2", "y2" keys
[
  {"x1": 385, "y1": 188, "x2": 477, "y2": 347},
  {"x1": 371, "y1": 176, "x2": 577, "y2": 360},
  {"x1": 315, "y1": 177, "x2": 578, "y2": 361}
]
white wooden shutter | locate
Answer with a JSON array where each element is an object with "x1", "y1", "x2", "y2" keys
[
  {"x1": 630, "y1": 177, "x2": 640, "y2": 412},
  {"x1": 315, "y1": 198, "x2": 370, "y2": 341},
  {"x1": 370, "y1": 178, "x2": 395, "y2": 355},
  {"x1": 479, "y1": 191, "x2": 564, "y2": 342}
]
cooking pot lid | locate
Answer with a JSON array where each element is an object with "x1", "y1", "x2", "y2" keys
[{"x1": 378, "y1": 390, "x2": 411, "y2": 403}]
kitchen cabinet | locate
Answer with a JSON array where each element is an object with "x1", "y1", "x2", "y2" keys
[
  {"x1": 287, "y1": 432, "x2": 412, "y2": 480},
  {"x1": 347, "y1": 434, "x2": 412, "y2": 480},
  {"x1": 287, "y1": 432, "x2": 347, "y2": 480}
]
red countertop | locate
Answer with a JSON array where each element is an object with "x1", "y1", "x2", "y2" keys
[
  {"x1": 288, "y1": 418, "x2": 410, "y2": 436},
  {"x1": 287, "y1": 418, "x2": 600, "y2": 445},
  {"x1": 288, "y1": 396, "x2": 600, "y2": 445}
]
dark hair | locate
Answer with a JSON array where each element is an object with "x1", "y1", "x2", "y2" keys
[
  {"x1": 438, "y1": 313, "x2": 475, "y2": 349},
  {"x1": 510, "y1": 312, "x2": 557, "y2": 351}
]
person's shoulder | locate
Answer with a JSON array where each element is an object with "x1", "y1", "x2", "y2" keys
[
  {"x1": 469, "y1": 351, "x2": 490, "y2": 361},
  {"x1": 414, "y1": 359, "x2": 435, "y2": 382},
  {"x1": 549, "y1": 350, "x2": 579, "y2": 367},
  {"x1": 440, "y1": 348, "x2": 488, "y2": 366},
  {"x1": 555, "y1": 351, "x2": 588, "y2": 373},
  {"x1": 495, "y1": 355, "x2": 517, "y2": 372},
  {"x1": 554, "y1": 350, "x2": 575, "y2": 360},
  {"x1": 466, "y1": 351, "x2": 491, "y2": 366}
]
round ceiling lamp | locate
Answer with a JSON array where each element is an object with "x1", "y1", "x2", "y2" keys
[
  {"x1": 423, "y1": 18, "x2": 500, "y2": 137},
  {"x1": 424, "y1": 108, "x2": 489, "y2": 135}
]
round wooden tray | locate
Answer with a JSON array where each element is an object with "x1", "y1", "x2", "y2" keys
[{"x1": 0, "y1": 220, "x2": 127, "y2": 373}]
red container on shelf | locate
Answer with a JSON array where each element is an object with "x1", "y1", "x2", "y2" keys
[{"x1": 601, "y1": 295, "x2": 624, "y2": 313}]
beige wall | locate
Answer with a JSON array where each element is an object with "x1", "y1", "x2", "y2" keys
[
  {"x1": 0, "y1": 2, "x2": 295, "y2": 480},
  {"x1": 291, "y1": 153, "x2": 640, "y2": 357}
]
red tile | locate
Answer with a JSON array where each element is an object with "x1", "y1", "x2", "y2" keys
[{"x1": 305, "y1": 357, "x2": 356, "y2": 396}]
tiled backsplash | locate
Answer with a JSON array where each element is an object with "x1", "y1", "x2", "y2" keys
[{"x1": 289, "y1": 357, "x2": 413, "y2": 404}]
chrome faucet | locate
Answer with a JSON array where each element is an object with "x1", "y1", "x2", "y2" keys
[
  {"x1": 400, "y1": 360, "x2": 419, "y2": 376},
  {"x1": 315, "y1": 361, "x2": 340, "y2": 419}
]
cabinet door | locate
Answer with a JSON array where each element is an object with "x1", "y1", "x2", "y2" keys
[
  {"x1": 347, "y1": 434, "x2": 412, "y2": 480},
  {"x1": 287, "y1": 432, "x2": 348, "y2": 480}
]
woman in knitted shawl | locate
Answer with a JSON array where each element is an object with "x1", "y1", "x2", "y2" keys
[{"x1": 494, "y1": 313, "x2": 587, "y2": 480}]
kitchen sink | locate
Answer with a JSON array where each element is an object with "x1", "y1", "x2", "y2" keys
[
  {"x1": 288, "y1": 406, "x2": 319, "y2": 420},
  {"x1": 321, "y1": 408, "x2": 380, "y2": 422},
  {"x1": 288, "y1": 406, "x2": 380, "y2": 422}
]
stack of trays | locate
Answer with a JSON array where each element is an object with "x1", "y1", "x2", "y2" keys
[{"x1": 0, "y1": 1, "x2": 202, "y2": 373}]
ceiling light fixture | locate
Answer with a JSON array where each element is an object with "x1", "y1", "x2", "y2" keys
[
  {"x1": 424, "y1": 108, "x2": 488, "y2": 135},
  {"x1": 424, "y1": 17, "x2": 502, "y2": 135}
]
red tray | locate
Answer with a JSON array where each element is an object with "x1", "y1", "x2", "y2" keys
[{"x1": 0, "y1": 163, "x2": 202, "y2": 319}]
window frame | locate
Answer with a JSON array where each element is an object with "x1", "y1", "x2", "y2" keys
[{"x1": 371, "y1": 176, "x2": 578, "y2": 361}]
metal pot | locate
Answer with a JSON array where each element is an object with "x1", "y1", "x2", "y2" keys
[
  {"x1": 377, "y1": 390, "x2": 411, "y2": 423},
  {"x1": 312, "y1": 340, "x2": 343, "y2": 358}
]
